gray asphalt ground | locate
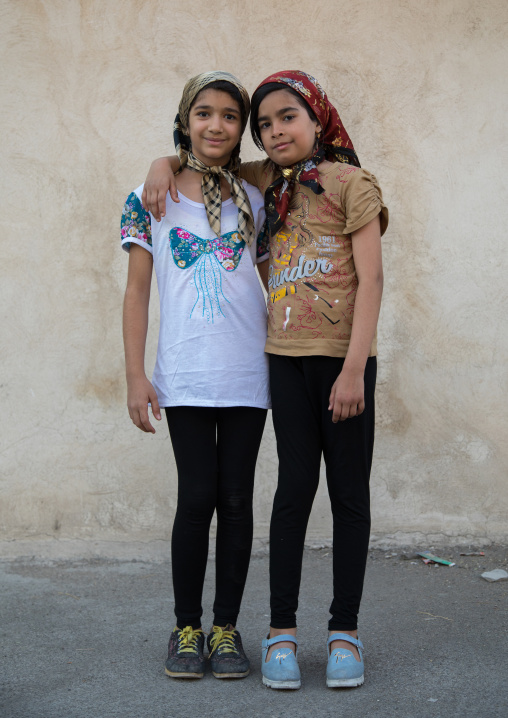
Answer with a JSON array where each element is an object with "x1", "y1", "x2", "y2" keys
[{"x1": 1, "y1": 545, "x2": 507, "y2": 718}]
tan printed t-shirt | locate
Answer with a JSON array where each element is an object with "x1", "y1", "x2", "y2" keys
[{"x1": 240, "y1": 159, "x2": 389, "y2": 358}]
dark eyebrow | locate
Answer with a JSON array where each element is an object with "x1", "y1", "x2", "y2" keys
[
  {"x1": 257, "y1": 106, "x2": 301, "y2": 124},
  {"x1": 192, "y1": 104, "x2": 240, "y2": 114}
]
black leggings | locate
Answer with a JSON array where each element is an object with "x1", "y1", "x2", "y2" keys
[
  {"x1": 165, "y1": 406, "x2": 267, "y2": 629},
  {"x1": 269, "y1": 355, "x2": 376, "y2": 631}
]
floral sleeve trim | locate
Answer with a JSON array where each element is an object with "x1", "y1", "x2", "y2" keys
[
  {"x1": 121, "y1": 192, "x2": 152, "y2": 252},
  {"x1": 256, "y1": 220, "x2": 270, "y2": 262}
]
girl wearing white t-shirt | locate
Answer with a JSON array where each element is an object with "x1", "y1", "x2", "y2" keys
[{"x1": 121, "y1": 72, "x2": 270, "y2": 681}]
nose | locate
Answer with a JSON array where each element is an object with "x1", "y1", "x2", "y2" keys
[
  {"x1": 271, "y1": 120, "x2": 283, "y2": 137},
  {"x1": 208, "y1": 113, "x2": 223, "y2": 133}
]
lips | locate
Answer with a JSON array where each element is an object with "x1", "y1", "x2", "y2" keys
[
  {"x1": 205, "y1": 137, "x2": 225, "y2": 145},
  {"x1": 273, "y1": 141, "x2": 291, "y2": 150}
]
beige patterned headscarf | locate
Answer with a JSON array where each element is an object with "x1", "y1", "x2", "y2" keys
[{"x1": 173, "y1": 72, "x2": 255, "y2": 246}]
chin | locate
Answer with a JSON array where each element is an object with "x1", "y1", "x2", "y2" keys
[{"x1": 273, "y1": 155, "x2": 294, "y2": 167}]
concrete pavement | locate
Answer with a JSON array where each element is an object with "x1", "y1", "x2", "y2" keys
[{"x1": 1, "y1": 545, "x2": 507, "y2": 718}]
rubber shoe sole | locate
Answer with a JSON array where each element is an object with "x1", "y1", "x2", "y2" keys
[
  {"x1": 212, "y1": 667, "x2": 250, "y2": 679},
  {"x1": 262, "y1": 675, "x2": 301, "y2": 690},
  {"x1": 326, "y1": 673, "x2": 364, "y2": 688},
  {"x1": 164, "y1": 667, "x2": 204, "y2": 679}
]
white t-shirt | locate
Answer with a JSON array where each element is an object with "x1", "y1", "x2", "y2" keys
[{"x1": 121, "y1": 183, "x2": 270, "y2": 409}]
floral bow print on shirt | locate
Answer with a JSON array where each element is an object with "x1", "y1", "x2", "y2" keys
[{"x1": 169, "y1": 228, "x2": 245, "y2": 323}]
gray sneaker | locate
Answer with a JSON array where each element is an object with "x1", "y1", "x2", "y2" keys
[
  {"x1": 165, "y1": 626, "x2": 205, "y2": 678},
  {"x1": 207, "y1": 625, "x2": 250, "y2": 678}
]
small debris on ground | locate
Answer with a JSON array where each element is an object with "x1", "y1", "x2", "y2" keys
[
  {"x1": 418, "y1": 552, "x2": 455, "y2": 566},
  {"x1": 481, "y1": 569, "x2": 508, "y2": 582},
  {"x1": 460, "y1": 551, "x2": 485, "y2": 556}
]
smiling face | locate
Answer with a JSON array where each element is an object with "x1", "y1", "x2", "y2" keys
[
  {"x1": 187, "y1": 88, "x2": 242, "y2": 167},
  {"x1": 257, "y1": 88, "x2": 321, "y2": 167}
]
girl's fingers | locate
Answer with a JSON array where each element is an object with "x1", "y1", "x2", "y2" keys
[
  {"x1": 149, "y1": 391, "x2": 161, "y2": 421},
  {"x1": 129, "y1": 404, "x2": 154, "y2": 433},
  {"x1": 139, "y1": 407, "x2": 155, "y2": 433},
  {"x1": 332, "y1": 401, "x2": 363, "y2": 422},
  {"x1": 149, "y1": 189, "x2": 161, "y2": 222},
  {"x1": 169, "y1": 179, "x2": 179, "y2": 204},
  {"x1": 157, "y1": 190, "x2": 166, "y2": 220}
]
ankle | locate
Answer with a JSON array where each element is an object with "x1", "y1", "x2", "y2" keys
[
  {"x1": 269, "y1": 627, "x2": 297, "y2": 639},
  {"x1": 329, "y1": 629, "x2": 357, "y2": 638}
]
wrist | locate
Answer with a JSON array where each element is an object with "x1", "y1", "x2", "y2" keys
[
  {"x1": 341, "y1": 358, "x2": 366, "y2": 375},
  {"x1": 126, "y1": 368, "x2": 147, "y2": 382}
]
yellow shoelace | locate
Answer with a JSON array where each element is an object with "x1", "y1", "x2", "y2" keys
[
  {"x1": 176, "y1": 626, "x2": 203, "y2": 654},
  {"x1": 209, "y1": 625, "x2": 237, "y2": 655}
]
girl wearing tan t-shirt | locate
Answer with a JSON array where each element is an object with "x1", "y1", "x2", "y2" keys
[{"x1": 142, "y1": 71, "x2": 388, "y2": 691}]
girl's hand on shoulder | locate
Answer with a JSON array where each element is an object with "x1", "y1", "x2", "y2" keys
[
  {"x1": 328, "y1": 366, "x2": 365, "y2": 422},
  {"x1": 142, "y1": 157, "x2": 179, "y2": 221},
  {"x1": 127, "y1": 375, "x2": 162, "y2": 433}
]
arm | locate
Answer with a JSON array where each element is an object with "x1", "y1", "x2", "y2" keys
[
  {"x1": 141, "y1": 156, "x2": 181, "y2": 221},
  {"x1": 328, "y1": 214, "x2": 383, "y2": 422},
  {"x1": 123, "y1": 244, "x2": 161, "y2": 433},
  {"x1": 257, "y1": 258, "x2": 269, "y2": 292}
]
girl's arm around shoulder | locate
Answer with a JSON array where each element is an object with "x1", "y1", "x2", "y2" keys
[
  {"x1": 123, "y1": 244, "x2": 161, "y2": 433},
  {"x1": 142, "y1": 156, "x2": 181, "y2": 221},
  {"x1": 239, "y1": 158, "x2": 274, "y2": 193},
  {"x1": 328, "y1": 214, "x2": 383, "y2": 422}
]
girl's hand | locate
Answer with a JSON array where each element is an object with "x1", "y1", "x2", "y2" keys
[
  {"x1": 328, "y1": 367, "x2": 365, "y2": 422},
  {"x1": 127, "y1": 375, "x2": 162, "y2": 433},
  {"x1": 141, "y1": 157, "x2": 179, "y2": 221}
]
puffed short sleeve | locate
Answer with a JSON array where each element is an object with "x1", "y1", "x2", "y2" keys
[
  {"x1": 343, "y1": 169, "x2": 389, "y2": 237},
  {"x1": 121, "y1": 192, "x2": 153, "y2": 253}
]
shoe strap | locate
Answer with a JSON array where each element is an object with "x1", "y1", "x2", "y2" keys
[
  {"x1": 327, "y1": 633, "x2": 363, "y2": 650},
  {"x1": 265, "y1": 634, "x2": 298, "y2": 648}
]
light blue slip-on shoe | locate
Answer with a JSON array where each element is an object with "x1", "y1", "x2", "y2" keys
[
  {"x1": 261, "y1": 634, "x2": 301, "y2": 690},
  {"x1": 326, "y1": 633, "x2": 364, "y2": 688}
]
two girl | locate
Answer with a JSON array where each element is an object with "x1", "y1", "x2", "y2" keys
[
  {"x1": 142, "y1": 70, "x2": 388, "y2": 689},
  {"x1": 122, "y1": 72, "x2": 270, "y2": 680}
]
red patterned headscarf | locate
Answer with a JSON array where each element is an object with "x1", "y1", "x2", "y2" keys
[{"x1": 252, "y1": 70, "x2": 360, "y2": 235}]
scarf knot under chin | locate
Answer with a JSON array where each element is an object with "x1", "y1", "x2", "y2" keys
[
  {"x1": 185, "y1": 152, "x2": 255, "y2": 246},
  {"x1": 265, "y1": 147, "x2": 326, "y2": 237}
]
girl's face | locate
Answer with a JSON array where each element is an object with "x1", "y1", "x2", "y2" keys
[
  {"x1": 257, "y1": 88, "x2": 321, "y2": 167},
  {"x1": 188, "y1": 88, "x2": 242, "y2": 166}
]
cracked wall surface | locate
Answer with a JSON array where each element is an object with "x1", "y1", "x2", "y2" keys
[{"x1": 1, "y1": 0, "x2": 507, "y2": 553}]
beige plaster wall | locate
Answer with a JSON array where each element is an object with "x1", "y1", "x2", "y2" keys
[{"x1": 1, "y1": 0, "x2": 507, "y2": 556}]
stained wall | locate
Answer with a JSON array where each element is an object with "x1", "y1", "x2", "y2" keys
[{"x1": 1, "y1": 0, "x2": 507, "y2": 556}]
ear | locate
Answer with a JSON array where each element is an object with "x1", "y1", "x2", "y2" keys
[{"x1": 315, "y1": 124, "x2": 323, "y2": 137}]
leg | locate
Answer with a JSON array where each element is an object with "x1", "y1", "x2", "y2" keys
[
  {"x1": 213, "y1": 406, "x2": 267, "y2": 627},
  {"x1": 165, "y1": 406, "x2": 218, "y2": 629},
  {"x1": 269, "y1": 355, "x2": 323, "y2": 632},
  {"x1": 321, "y1": 357, "x2": 377, "y2": 634}
]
